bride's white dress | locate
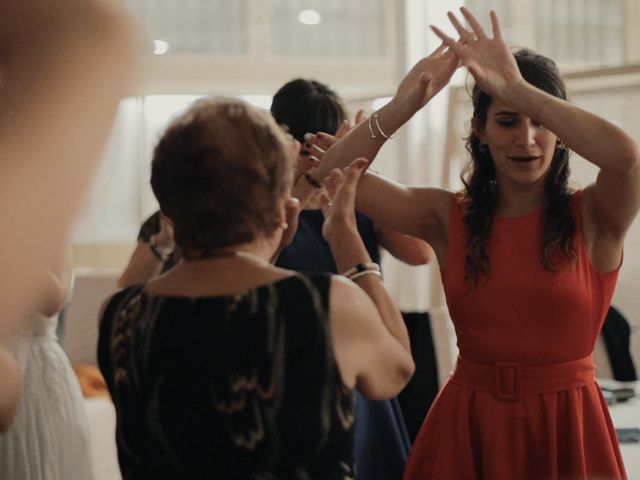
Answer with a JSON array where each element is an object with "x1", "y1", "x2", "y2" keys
[{"x1": 0, "y1": 312, "x2": 94, "y2": 480}]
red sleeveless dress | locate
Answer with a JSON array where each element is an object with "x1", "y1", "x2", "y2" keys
[{"x1": 403, "y1": 191, "x2": 627, "y2": 479}]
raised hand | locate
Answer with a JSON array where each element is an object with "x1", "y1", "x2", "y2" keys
[
  {"x1": 296, "y1": 110, "x2": 366, "y2": 180},
  {"x1": 294, "y1": 151, "x2": 320, "y2": 182},
  {"x1": 393, "y1": 42, "x2": 459, "y2": 116},
  {"x1": 430, "y1": 8, "x2": 522, "y2": 103},
  {"x1": 321, "y1": 158, "x2": 369, "y2": 243}
]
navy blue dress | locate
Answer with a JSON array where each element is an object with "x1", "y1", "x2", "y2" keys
[{"x1": 277, "y1": 209, "x2": 411, "y2": 480}]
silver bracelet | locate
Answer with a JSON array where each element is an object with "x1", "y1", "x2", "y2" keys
[
  {"x1": 367, "y1": 114, "x2": 377, "y2": 139},
  {"x1": 373, "y1": 111, "x2": 397, "y2": 139},
  {"x1": 341, "y1": 262, "x2": 381, "y2": 278},
  {"x1": 349, "y1": 270, "x2": 382, "y2": 281}
]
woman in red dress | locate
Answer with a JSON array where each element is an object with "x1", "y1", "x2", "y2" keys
[{"x1": 300, "y1": 8, "x2": 639, "y2": 479}]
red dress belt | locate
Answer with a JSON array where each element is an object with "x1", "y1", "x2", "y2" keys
[{"x1": 450, "y1": 354, "x2": 596, "y2": 402}]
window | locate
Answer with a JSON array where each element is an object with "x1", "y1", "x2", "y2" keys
[
  {"x1": 125, "y1": 0, "x2": 248, "y2": 55},
  {"x1": 465, "y1": 0, "x2": 630, "y2": 70}
]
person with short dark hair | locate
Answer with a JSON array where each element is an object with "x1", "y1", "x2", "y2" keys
[
  {"x1": 271, "y1": 78, "x2": 433, "y2": 479},
  {"x1": 98, "y1": 97, "x2": 415, "y2": 479}
]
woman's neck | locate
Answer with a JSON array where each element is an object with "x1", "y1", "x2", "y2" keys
[
  {"x1": 145, "y1": 239, "x2": 290, "y2": 297},
  {"x1": 181, "y1": 232, "x2": 280, "y2": 260}
]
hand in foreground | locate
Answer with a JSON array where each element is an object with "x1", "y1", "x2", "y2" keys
[
  {"x1": 300, "y1": 108, "x2": 366, "y2": 175},
  {"x1": 294, "y1": 140, "x2": 320, "y2": 181},
  {"x1": 430, "y1": 7, "x2": 522, "y2": 103},
  {"x1": 321, "y1": 158, "x2": 369, "y2": 243},
  {"x1": 393, "y1": 41, "x2": 459, "y2": 115},
  {"x1": 295, "y1": 131, "x2": 340, "y2": 193}
]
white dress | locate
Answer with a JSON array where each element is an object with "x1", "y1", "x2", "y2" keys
[{"x1": 0, "y1": 312, "x2": 94, "y2": 480}]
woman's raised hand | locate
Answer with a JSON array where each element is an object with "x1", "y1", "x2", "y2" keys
[
  {"x1": 320, "y1": 158, "x2": 369, "y2": 244},
  {"x1": 430, "y1": 8, "x2": 522, "y2": 103},
  {"x1": 393, "y1": 42, "x2": 459, "y2": 116}
]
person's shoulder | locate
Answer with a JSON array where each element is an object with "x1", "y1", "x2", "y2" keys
[
  {"x1": 328, "y1": 275, "x2": 371, "y2": 307},
  {"x1": 415, "y1": 187, "x2": 456, "y2": 208},
  {"x1": 570, "y1": 186, "x2": 587, "y2": 202},
  {"x1": 426, "y1": 188, "x2": 458, "y2": 221}
]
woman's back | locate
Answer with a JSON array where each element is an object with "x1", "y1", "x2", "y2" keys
[{"x1": 97, "y1": 273, "x2": 355, "y2": 480}]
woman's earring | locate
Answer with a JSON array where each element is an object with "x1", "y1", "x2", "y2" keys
[
  {"x1": 281, "y1": 222, "x2": 288, "y2": 230},
  {"x1": 556, "y1": 138, "x2": 566, "y2": 150}
]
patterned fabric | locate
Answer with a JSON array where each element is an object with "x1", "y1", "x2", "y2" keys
[{"x1": 98, "y1": 273, "x2": 355, "y2": 480}]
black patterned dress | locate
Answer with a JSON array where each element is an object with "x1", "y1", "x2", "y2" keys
[{"x1": 97, "y1": 273, "x2": 355, "y2": 479}]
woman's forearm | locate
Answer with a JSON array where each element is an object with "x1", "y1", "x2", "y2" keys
[
  {"x1": 327, "y1": 224, "x2": 411, "y2": 354},
  {"x1": 295, "y1": 45, "x2": 458, "y2": 207},
  {"x1": 291, "y1": 100, "x2": 415, "y2": 208},
  {"x1": 317, "y1": 99, "x2": 413, "y2": 179},
  {"x1": 507, "y1": 82, "x2": 640, "y2": 173}
]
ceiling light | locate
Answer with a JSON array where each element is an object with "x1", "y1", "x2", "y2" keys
[
  {"x1": 153, "y1": 40, "x2": 170, "y2": 55},
  {"x1": 298, "y1": 9, "x2": 321, "y2": 26}
]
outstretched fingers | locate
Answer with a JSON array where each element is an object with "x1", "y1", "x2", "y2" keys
[
  {"x1": 459, "y1": 7, "x2": 488, "y2": 39},
  {"x1": 447, "y1": 10, "x2": 474, "y2": 43},
  {"x1": 343, "y1": 158, "x2": 369, "y2": 187},
  {"x1": 305, "y1": 131, "x2": 338, "y2": 152},
  {"x1": 430, "y1": 25, "x2": 459, "y2": 52},
  {"x1": 489, "y1": 10, "x2": 502, "y2": 40},
  {"x1": 431, "y1": 8, "x2": 500, "y2": 59}
]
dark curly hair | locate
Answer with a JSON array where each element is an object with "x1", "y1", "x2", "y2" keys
[
  {"x1": 463, "y1": 49, "x2": 575, "y2": 284},
  {"x1": 150, "y1": 97, "x2": 294, "y2": 258},
  {"x1": 270, "y1": 78, "x2": 347, "y2": 142}
]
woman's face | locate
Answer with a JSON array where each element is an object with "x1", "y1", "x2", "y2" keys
[{"x1": 476, "y1": 98, "x2": 558, "y2": 187}]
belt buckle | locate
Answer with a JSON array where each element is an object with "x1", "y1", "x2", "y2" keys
[{"x1": 493, "y1": 361, "x2": 521, "y2": 402}]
